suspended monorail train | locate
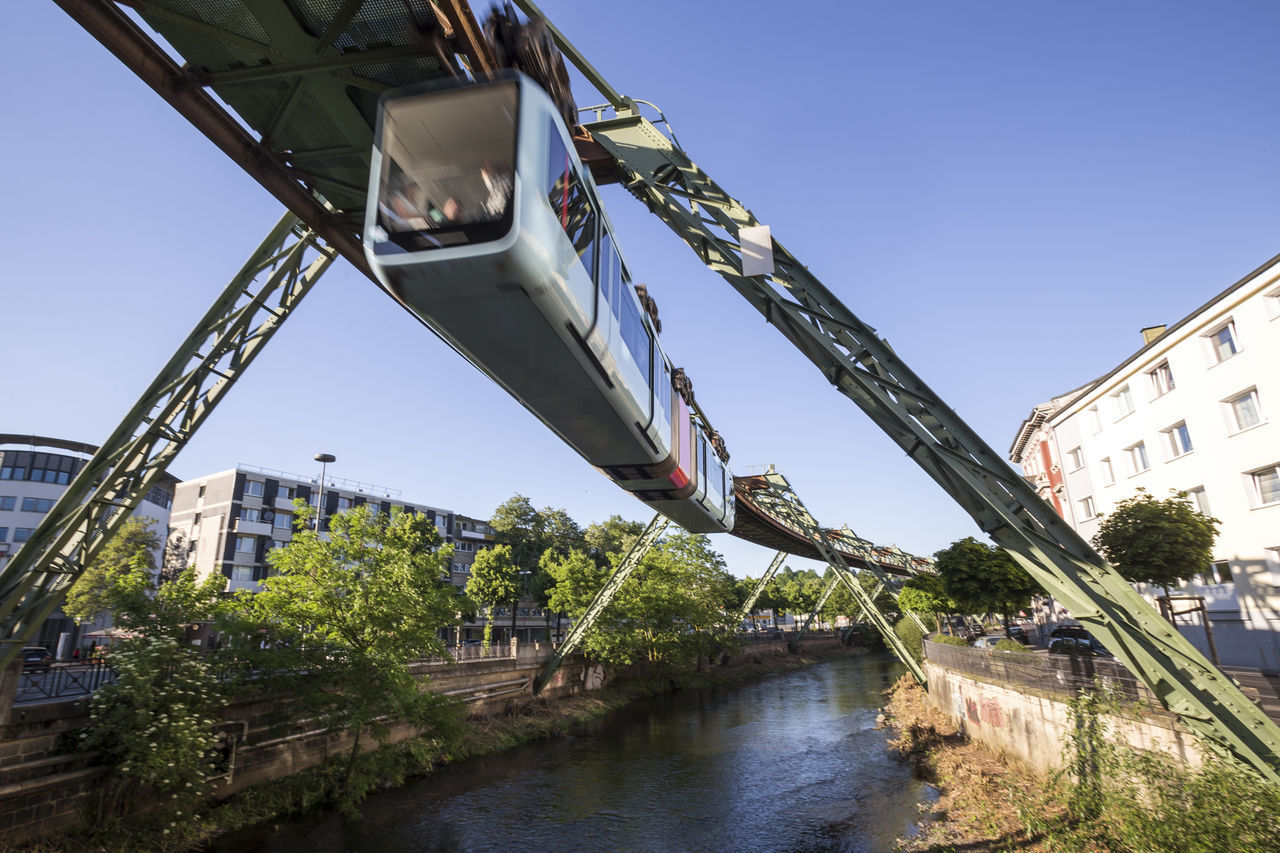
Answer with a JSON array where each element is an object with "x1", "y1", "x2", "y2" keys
[{"x1": 362, "y1": 71, "x2": 734, "y2": 533}]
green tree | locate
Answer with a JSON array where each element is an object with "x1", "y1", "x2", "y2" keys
[
  {"x1": 936, "y1": 537, "x2": 1043, "y2": 636},
  {"x1": 546, "y1": 532, "x2": 736, "y2": 675},
  {"x1": 898, "y1": 573, "x2": 956, "y2": 635},
  {"x1": 1091, "y1": 488, "x2": 1221, "y2": 598},
  {"x1": 227, "y1": 504, "x2": 465, "y2": 799},
  {"x1": 64, "y1": 517, "x2": 160, "y2": 628},
  {"x1": 583, "y1": 514, "x2": 643, "y2": 566},
  {"x1": 489, "y1": 495, "x2": 585, "y2": 640},
  {"x1": 466, "y1": 543, "x2": 520, "y2": 645}
]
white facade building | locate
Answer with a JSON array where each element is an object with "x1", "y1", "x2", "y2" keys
[{"x1": 1010, "y1": 255, "x2": 1280, "y2": 669}]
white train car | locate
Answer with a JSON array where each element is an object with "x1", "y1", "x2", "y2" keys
[{"x1": 363, "y1": 71, "x2": 733, "y2": 533}]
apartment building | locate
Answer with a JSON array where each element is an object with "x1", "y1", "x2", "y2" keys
[
  {"x1": 0, "y1": 434, "x2": 178, "y2": 652},
  {"x1": 168, "y1": 464, "x2": 554, "y2": 642},
  {"x1": 1009, "y1": 255, "x2": 1280, "y2": 668}
]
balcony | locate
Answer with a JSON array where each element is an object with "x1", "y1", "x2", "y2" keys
[
  {"x1": 459, "y1": 528, "x2": 493, "y2": 541},
  {"x1": 275, "y1": 495, "x2": 298, "y2": 512},
  {"x1": 232, "y1": 518, "x2": 272, "y2": 536}
]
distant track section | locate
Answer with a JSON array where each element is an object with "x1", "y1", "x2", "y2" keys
[{"x1": 731, "y1": 475, "x2": 931, "y2": 576}]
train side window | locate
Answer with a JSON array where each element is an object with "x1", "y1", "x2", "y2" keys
[
  {"x1": 618, "y1": 284, "x2": 652, "y2": 385},
  {"x1": 546, "y1": 128, "x2": 596, "y2": 276}
]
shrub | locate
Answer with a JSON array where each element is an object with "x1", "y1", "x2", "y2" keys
[
  {"x1": 994, "y1": 638, "x2": 1033, "y2": 653},
  {"x1": 894, "y1": 616, "x2": 925, "y2": 663},
  {"x1": 932, "y1": 635, "x2": 969, "y2": 647}
]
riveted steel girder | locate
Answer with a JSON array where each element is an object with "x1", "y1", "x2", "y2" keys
[
  {"x1": 0, "y1": 214, "x2": 337, "y2": 668},
  {"x1": 734, "y1": 550, "x2": 786, "y2": 630},
  {"x1": 583, "y1": 113, "x2": 1280, "y2": 782},
  {"x1": 533, "y1": 514, "x2": 668, "y2": 694}
]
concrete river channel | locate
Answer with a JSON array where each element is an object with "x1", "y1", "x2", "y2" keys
[{"x1": 209, "y1": 654, "x2": 932, "y2": 852}]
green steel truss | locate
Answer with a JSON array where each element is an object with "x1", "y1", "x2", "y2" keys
[
  {"x1": 0, "y1": 214, "x2": 337, "y2": 667},
  {"x1": 789, "y1": 575, "x2": 839, "y2": 652},
  {"x1": 733, "y1": 550, "x2": 786, "y2": 630},
  {"x1": 726, "y1": 470, "x2": 925, "y2": 684},
  {"x1": 582, "y1": 113, "x2": 1280, "y2": 781},
  {"x1": 532, "y1": 513, "x2": 668, "y2": 694}
]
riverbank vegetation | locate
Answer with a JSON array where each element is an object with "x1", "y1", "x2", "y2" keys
[{"x1": 885, "y1": 676, "x2": 1280, "y2": 852}]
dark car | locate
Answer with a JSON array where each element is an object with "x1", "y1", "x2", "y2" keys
[
  {"x1": 21, "y1": 647, "x2": 52, "y2": 672},
  {"x1": 1005, "y1": 625, "x2": 1030, "y2": 644},
  {"x1": 1048, "y1": 636, "x2": 1113, "y2": 658}
]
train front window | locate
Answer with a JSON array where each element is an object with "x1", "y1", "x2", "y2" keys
[{"x1": 373, "y1": 81, "x2": 517, "y2": 252}]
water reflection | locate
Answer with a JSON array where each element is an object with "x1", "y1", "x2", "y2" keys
[{"x1": 208, "y1": 654, "x2": 924, "y2": 853}]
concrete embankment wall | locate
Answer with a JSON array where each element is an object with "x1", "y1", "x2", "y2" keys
[
  {"x1": 0, "y1": 641, "x2": 592, "y2": 844},
  {"x1": 923, "y1": 640, "x2": 1204, "y2": 775}
]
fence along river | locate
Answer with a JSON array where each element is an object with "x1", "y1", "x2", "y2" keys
[{"x1": 210, "y1": 653, "x2": 932, "y2": 852}]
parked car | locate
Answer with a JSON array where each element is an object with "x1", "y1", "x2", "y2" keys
[
  {"x1": 1005, "y1": 625, "x2": 1030, "y2": 644},
  {"x1": 971, "y1": 636, "x2": 1004, "y2": 650},
  {"x1": 1048, "y1": 636, "x2": 1113, "y2": 658},
  {"x1": 21, "y1": 647, "x2": 52, "y2": 672}
]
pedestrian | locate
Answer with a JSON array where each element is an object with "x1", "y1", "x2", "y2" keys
[{"x1": 71, "y1": 647, "x2": 80, "y2": 661}]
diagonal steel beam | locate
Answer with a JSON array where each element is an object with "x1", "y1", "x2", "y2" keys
[
  {"x1": 584, "y1": 111, "x2": 1280, "y2": 781},
  {"x1": 733, "y1": 550, "x2": 786, "y2": 630},
  {"x1": 532, "y1": 514, "x2": 668, "y2": 694},
  {"x1": 0, "y1": 213, "x2": 337, "y2": 666}
]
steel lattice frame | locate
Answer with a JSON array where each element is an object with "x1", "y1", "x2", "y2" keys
[
  {"x1": 728, "y1": 471, "x2": 926, "y2": 684},
  {"x1": 582, "y1": 112, "x2": 1280, "y2": 781},
  {"x1": 0, "y1": 214, "x2": 337, "y2": 667},
  {"x1": 533, "y1": 514, "x2": 668, "y2": 694},
  {"x1": 733, "y1": 550, "x2": 786, "y2": 630},
  {"x1": 789, "y1": 575, "x2": 839, "y2": 652}
]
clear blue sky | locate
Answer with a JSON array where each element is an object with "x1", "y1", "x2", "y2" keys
[{"x1": 5, "y1": 1, "x2": 1279, "y2": 578}]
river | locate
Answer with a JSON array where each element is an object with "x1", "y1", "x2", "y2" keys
[{"x1": 210, "y1": 653, "x2": 931, "y2": 852}]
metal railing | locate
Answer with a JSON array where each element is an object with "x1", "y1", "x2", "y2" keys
[
  {"x1": 924, "y1": 639, "x2": 1161, "y2": 710},
  {"x1": 14, "y1": 661, "x2": 116, "y2": 705}
]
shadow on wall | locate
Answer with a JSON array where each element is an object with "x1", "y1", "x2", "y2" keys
[{"x1": 1173, "y1": 557, "x2": 1280, "y2": 671}]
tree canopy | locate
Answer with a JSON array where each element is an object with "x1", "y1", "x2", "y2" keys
[
  {"x1": 1091, "y1": 488, "x2": 1221, "y2": 596},
  {"x1": 897, "y1": 573, "x2": 956, "y2": 635},
  {"x1": 935, "y1": 537, "x2": 1042, "y2": 629}
]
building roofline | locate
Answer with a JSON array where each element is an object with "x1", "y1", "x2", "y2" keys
[
  {"x1": 0, "y1": 434, "x2": 181, "y2": 489},
  {"x1": 1043, "y1": 250, "x2": 1280, "y2": 414}
]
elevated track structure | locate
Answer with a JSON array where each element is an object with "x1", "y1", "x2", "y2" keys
[{"x1": 2, "y1": 0, "x2": 1275, "y2": 782}]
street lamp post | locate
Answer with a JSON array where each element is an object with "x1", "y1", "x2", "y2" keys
[{"x1": 314, "y1": 453, "x2": 335, "y2": 532}]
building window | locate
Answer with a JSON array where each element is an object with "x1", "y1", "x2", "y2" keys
[
  {"x1": 235, "y1": 535, "x2": 256, "y2": 552},
  {"x1": 1100, "y1": 457, "x2": 1115, "y2": 486},
  {"x1": 231, "y1": 566, "x2": 254, "y2": 582},
  {"x1": 336, "y1": 496, "x2": 351, "y2": 511},
  {"x1": 239, "y1": 507, "x2": 261, "y2": 524},
  {"x1": 1067, "y1": 447, "x2": 1085, "y2": 470},
  {"x1": 308, "y1": 491, "x2": 319, "y2": 506},
  {"x1": 197, "y1": 484, "x2": 206, "y2": 498},
  {"x1": 1205, "y1": 320, "x2": 1239, "y2": 364},
  {"x1": 1111, "y1": 385, "x2": 1135, "y2": 420},
  {"x1": 1225, "y1": 388, "x2": 1264, "y2": 433},
  {"x1": 0, "y1": 527, "x2": 7, "y2": 542},
  {"x1": 1125, "y1": 441, "x2": 1149, "y2": 475},
  {"x1": 193, "y1": 512, "x2": 201, "y2": 526},
  {"x1": 0, "y1": 497, "x2": 15, "y2": 511},
  {"x1": 273, "y1": 512, "x2": 292, "y2": 530},
  {"x1": 1266, "y1": 285, "x2": 1280, "y2": 320},
  {"x1": 1078, "y1": 496, "x2": 1096, "y2": 520},
  {"x1": 1209, "y1": 561, "x2": 1234, "y2": 584},
  {"x1": 1188, "y1": 486, "x2": 1211, "y2": 516},
  {"x1": 1086, "y1": 406, "x2": 1101, "y2": 434},
  {"x1": 244, "y1": 480, "x2": 264, "y2": 497},
  {"x1": 14, "y1": 528, "x2": 34, "y2": 543},
  {"x1": 271, "y1": 539, "x2": 288, "y2": 551},
  {"x1": 1161, "y1": 422, "x2": 1193, "y2": 459},
  {"x1": 1146, "y1": 361, "x2": 1175, "y2": 399},
  {"x1": 1251, "y1": 465, "x2": 1280, "y2": 507},
  {"x1": 20, "y1": 497, "x2": 54, "y2": 513},
  {"x1": 278, "y1": 486, "x2": 294, "y2": 501}
]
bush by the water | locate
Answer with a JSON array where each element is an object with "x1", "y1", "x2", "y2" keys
[
  {"x1": 931, "y1": 635, "x2": 969, "y2": 647},
  {"x1": 894, "y1": 616, "x2": 925, "y2": 662}
]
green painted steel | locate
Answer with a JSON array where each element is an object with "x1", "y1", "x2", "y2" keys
[
  {"x1": 0, "y1": 214, "x2": 337, "y2": 668},
  {"x1": 733, "y1": 550, "x2": 786, "y2": 631},
  {"x1": 582, "y1": 111, "x2": 1280, "y2": 782},
  {"x1": 532, "y1": 513, "x2": 668, "y2": 695},
  {"x1": 789, "y1": 575, "x2": 839, "y2": 653},
  {"x1": 726, "y1": 470, "x2": 926, "y2": 684}
]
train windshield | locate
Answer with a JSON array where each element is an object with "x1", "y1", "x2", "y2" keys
[{"x1": 372, "y1": 81, "x2": 518, "y2": 253}]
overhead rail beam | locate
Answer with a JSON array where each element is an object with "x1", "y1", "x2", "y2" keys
[
  {"x1": 533, "y1": 514, "x2": 668, "y2": 694},
  {"x1": 0, "y1": 213, "x2": 337, "y2": 666}
]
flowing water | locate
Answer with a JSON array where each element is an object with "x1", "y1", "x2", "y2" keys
[{"x1": 209, "y1": 653, "x2": 932, "y2": 852}]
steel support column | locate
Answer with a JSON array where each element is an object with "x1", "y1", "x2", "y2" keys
[
  {"x1": 733, "y1": 550, "x2": 786, "y2": 631},
  {"x1": 0, "y1": 213, "x2": 337, "y2": 667},
  {"x1": 532, "y1": 514, "x2": 668, "y2": 694},
  {"x1": 582, "y1": 111, "x2": 1280, "y2": 780}
]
